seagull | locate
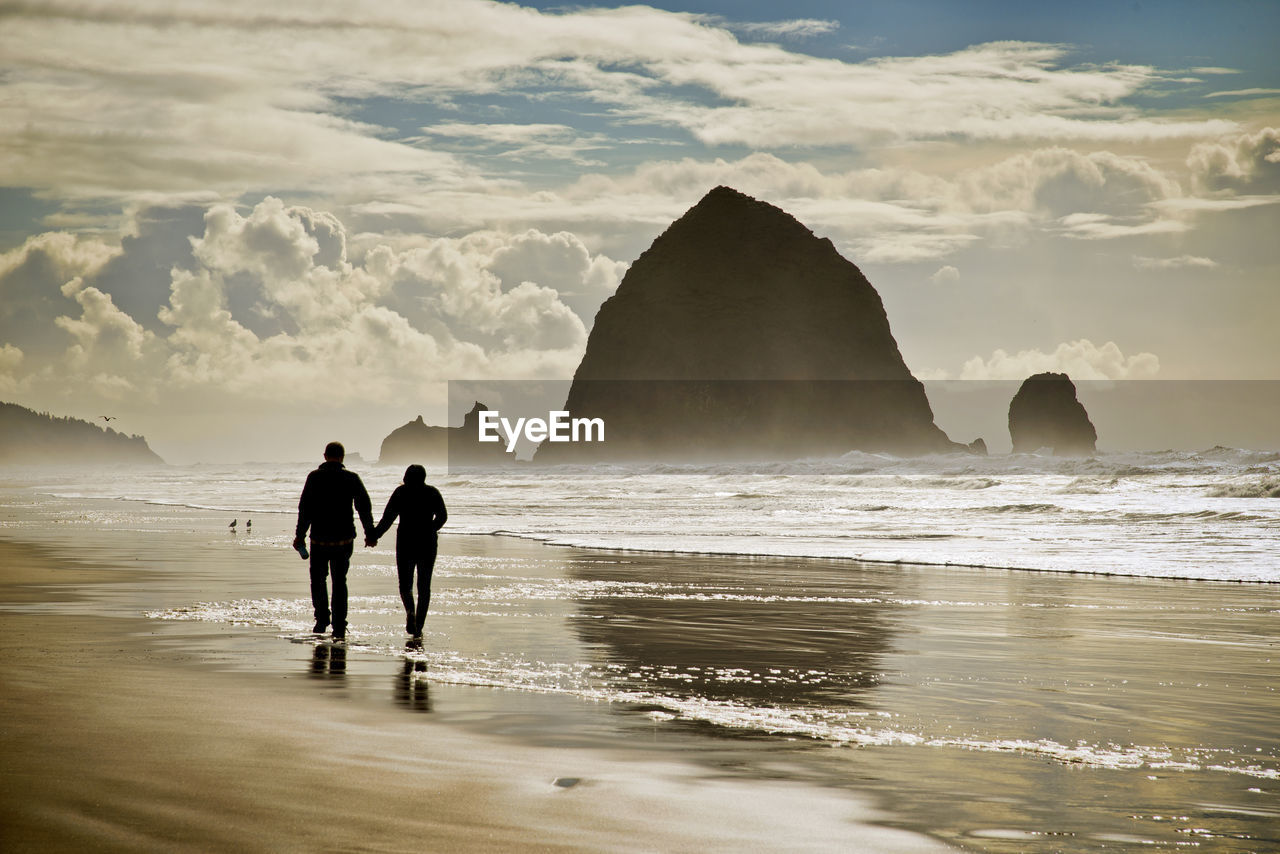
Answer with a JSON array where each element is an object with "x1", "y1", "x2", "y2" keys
[
  {"x1": 229, "y1": 519, "x2": 237, "y2": 531},
  {"x1": 246, "y1": 519, "x2": 252, "y2": 532},
  {"x1": 99, "y1": 415, "x2": 116, "y2": 422}
]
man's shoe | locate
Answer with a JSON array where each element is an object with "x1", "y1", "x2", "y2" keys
[
  {"x1": 333, "y1": 627, "x2": 346, "y2": 641},
  {"x1": 313, "y1": 621, "x2": 328, "y2": 633}
]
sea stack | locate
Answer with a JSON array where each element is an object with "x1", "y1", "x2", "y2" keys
[
  {"x1": 379, "y1": 402, "x2": 509, "y2": 466},
  {"x1": 1007, "y1": 372, "x2": 1097, "y2": 456},
  {"x1": 537, "y1": 186, "x2": 959, "y2": 462}
]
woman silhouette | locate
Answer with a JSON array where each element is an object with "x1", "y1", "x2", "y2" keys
[{"x1": 372, "y1": 464, "x2": 447, "y2": 637}]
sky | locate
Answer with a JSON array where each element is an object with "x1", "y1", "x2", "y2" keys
[{"x1": 1, "y1": 0, "x2": 1277, "y2": 463}]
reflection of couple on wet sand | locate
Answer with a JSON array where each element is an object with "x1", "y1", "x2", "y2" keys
[{"x1": 292, "y1": 441, "x2": 447, "y2": 642}]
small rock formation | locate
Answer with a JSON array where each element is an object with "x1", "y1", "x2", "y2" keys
[
  {"x1": 967, "y1": 437, "x2": 988, "y2": 456},
  {"x1": 379, "y1": 415, "x2": 445, "y2": 465},
  {"x1": 536, "y1": 186, "x2": 960, "y2": 462},
  {"x1": 0, "y1": 402, "x2": 164, "y2": 464},
  {"x1": 1008, "y1": 373, "x2": 1097, "y2": 456},
  {"x1": 379, "y1": 402, "x2": 509, "y2": 466}
]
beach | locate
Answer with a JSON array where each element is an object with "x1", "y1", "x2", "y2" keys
[
  {"x1": 2, "y1": 474, "x2": 1278, "y2": 852},
  {"x1": 0, "y1": 534, "x2": 951, "y2": 853}
]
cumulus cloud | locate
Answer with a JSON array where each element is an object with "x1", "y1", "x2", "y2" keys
[
  {"x1": 53, "y1": 277, "x2": 160, "y2": 400},
  {"x1": 1187, "y1": 127, "x2": 1280, "y2": 194},
  {"x1": 964, "y1": 148, "x2": 1181, "y2": 217},
  {"x1": 0, "y1": 198, "x2": 628, "y2": 418},
  {"x1": 0, "y1": 231, "x2": 123, "y2": 360},
  {"x1": 0, "y1": 231, "x2": 119, "y2": 282},
  {"x1": 168, "y1": 199, "x2": 596, "y2": 394},
  {"x1": 929, "y1": 265, "x2": 961, "y2": 284},
  {"x1": 958, "y1": 340, "x2": 1160, "y2": 381},
  {"x1": 486, "y1": 230, "x2": 627, "y2": 323}
]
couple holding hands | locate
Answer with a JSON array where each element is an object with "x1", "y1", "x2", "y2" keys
[{"x1": 293, "y1": 442, "x2": 447, "y2": 641}]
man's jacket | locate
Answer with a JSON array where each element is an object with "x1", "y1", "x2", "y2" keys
[{"x1": 295, "y1": 461, "x2": 375, "y2": 545}]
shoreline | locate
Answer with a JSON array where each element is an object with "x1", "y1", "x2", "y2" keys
[{"x1": 488, "y1": 530, "x2": 1280, "y2": 585}]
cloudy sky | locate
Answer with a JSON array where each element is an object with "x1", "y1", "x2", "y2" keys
[{"x1": 1, "y1": 0, "x2": 1276, "y2": 462}]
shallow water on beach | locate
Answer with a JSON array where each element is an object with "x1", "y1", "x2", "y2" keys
[{"x1": 3, "y1": 475, "x2": 1279, "y2": 851}]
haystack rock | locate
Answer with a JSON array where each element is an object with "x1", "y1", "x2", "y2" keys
[
  {"x1": 536, "y1": 186, "x2": 961, "y2": 462},
  {"x1": 1008, "y1": 373, "x2": 1097, "y2": 456},
  {"x1": 379, "y1": 402, "x2": 509, "y2": 466}
]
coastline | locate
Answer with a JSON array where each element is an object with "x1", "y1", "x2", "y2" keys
[
  {"x1": 485, "y1": 529, "x2": 1280, "y2": 584},
  {"x1": 0, "y1": 536, "x2": 953, "y2": 853}
]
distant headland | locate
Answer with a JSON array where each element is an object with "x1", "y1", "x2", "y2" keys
[{"x1": 0, "y1": 402, "x2": 164, "y2": 465}]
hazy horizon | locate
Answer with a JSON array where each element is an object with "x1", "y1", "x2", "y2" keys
[{"x1": 1, "y1": 1, "x2": 1276, "y2": 463}]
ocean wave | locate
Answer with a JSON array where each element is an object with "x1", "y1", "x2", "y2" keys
[
  {"x1": 521, "y1": 447, "x2": 1279, "y2": 480},
  {"x1": 1115, "y1": 508, "x2": 1270, "y2": 522},
  {"x1": 1057, "y1": 477, "x2": 1121, "y2": 494},
  {"x1": 40, "y1": 491, "x2": 285, "y2": 514},
  {"x1": 1207, "y1": 478, "x2": 1280, "y2": 498},
  {"x1": 1199, "y1": 445, "x2": 1280, "y2": 464},
  {"x1": 987, "y1": 503, "x2": 1060, "y2": 513},
  {"x1": 918, "y1": 477, "x2": 1000, "y2": 490}
]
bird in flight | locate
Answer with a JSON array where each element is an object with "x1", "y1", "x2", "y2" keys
[{"x1": 99, "y1": 416, "x2": 116, "y2": 422}]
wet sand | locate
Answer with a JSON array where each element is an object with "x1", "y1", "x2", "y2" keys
[{"x1": 0, "y1": 537, "x2": 951, "y2": 853}]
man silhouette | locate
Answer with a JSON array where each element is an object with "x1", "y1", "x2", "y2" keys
[{"x1": 293, "y1": 441, "x2": 375, "y2": 641}]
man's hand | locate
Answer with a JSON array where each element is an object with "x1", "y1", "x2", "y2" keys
[
  {"x1": 292, "y1": 537, "x2": 303, "y2": 550},
  {"x1": 365, "y1": 536, "x2": 378, "y2": 548}
]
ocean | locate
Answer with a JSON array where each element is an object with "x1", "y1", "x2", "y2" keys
[
  {"x1": 3, "y1": 448, "x2": 1278, "y2": 849},
  {"x1": 19, "y1": 446, "x2": 1280, "y2": 580}
]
